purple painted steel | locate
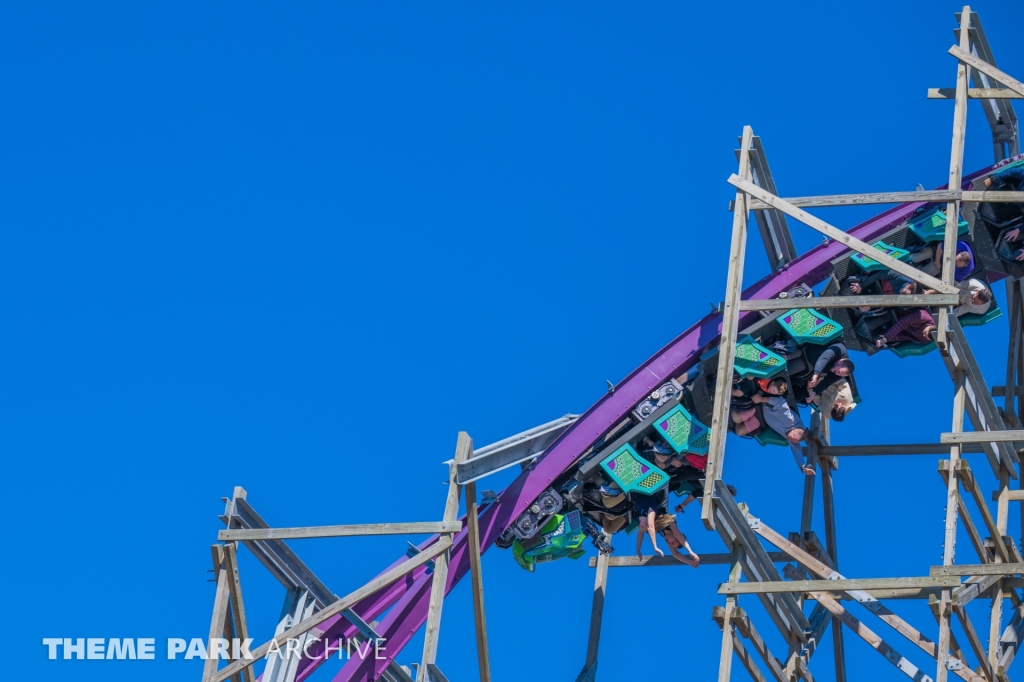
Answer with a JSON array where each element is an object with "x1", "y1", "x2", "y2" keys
[{"x1": 286, "y1": 162, "x2": 1011, "y2": 682}]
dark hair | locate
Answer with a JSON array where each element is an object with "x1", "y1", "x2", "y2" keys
[
  {"x1": 901, "y1": 281, "x2": 920, "y2": 295},
  {"x1": 831, "y1": 405, "x2": 847, "y2": 422},
  {"x1": 978, "y1": 288, "x2": 994, "y2": 303},
  {"x1": 834, "y1": 358, "x2": 855, "y2": 373},
  {"x1": 768, "y1": 377, "x2": 788, "y2": 393}
]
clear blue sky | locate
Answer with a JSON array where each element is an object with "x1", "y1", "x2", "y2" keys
[{"x1": 4, "y1": 2, "x2": 1024, "y2": 681}]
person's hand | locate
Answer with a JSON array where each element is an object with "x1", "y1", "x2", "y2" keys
[
  {"x1": 731, "y1": 388, "x2": 743, "y2": 397},
  {"x1": 985, "y1": 177, "x2": 993, "y2": 188},
  {"x1": 674, "y1": 504, "x2": 686, "y2": 513},
  {"x1": 1016, "y1": 250, "x2": 1024, "y2": 262},
  {"x1": 691, "y1": 554, "x2": 700, "y2": 567},
  {"x1": 876, "y1": 337, "x2": 886, "y2": 348},
  {"x1": 807, "y1": 374, "x2": 820, "y2": 388},
  {"x1": 1006, "y1": 228, "x2": 1021, "y2": 243},
  {"x1": 805, "y1": 395, "x2": 815, "y2": 404},
  {"x1": 654, "y1": 547, "x2": 664, "y2": 558}
]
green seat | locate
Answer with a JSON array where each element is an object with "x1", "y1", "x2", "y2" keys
[
  {"x1": 959, "y1": 306, "x2": 1003, "y2": 327},
  {"x1": 779, "y1": 308, "x2": 844, "y2": 345},
  {"x1": 908, "y1": 207, "x2": 969, "y2": 243},
  {"x1": 890, "y1": 341, "x2": 937, "y2": 358},
  {"x1": 600, "y1": 444, "x2": 670, "y2": 495},
  {"x1": 653, "y1": 403, "x2": 710, "y2": 454},
  {"x1": 733, "y1": 335, "x2": 788, "y2": 379},
  {"x1": 851, "y1": 240, "x2": 912, "y2": 272},
  {"x1": 755, "y1": 428, "x2": 789, "y2": 447}
]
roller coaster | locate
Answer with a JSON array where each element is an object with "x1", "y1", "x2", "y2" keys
[{"x1": 201, "y1": 7, "x2": 1024, "y2": 682}]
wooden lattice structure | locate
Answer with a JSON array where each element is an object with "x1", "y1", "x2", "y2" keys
[{"x1": 197, "y1": 7, "x2": 1024, "y2": 682}]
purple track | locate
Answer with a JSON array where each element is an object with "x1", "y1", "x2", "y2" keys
[{"x1": 289, "y1": 160, "x2": 1014, "y2": 682}]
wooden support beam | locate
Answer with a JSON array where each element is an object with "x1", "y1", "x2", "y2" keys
[
  {"x1": 992, "y1": 387, "x2": 1024, "y2": 399},
  {"x1": 752, "y1": 518, "x2": 980, "y2": 681},
  {"x1": 464, "y1": 480, "x2": 492, "y2": 682},
  {"x1": 938, "y1": 317, "x2": 969, "y2": 682},
  {"x1": 704, "y1": 125, "x2": 754, "y2": 532},
  {"x1": 929, "y1": 87, "x2": 1024, "y2": 99},
  {"x1": 954, "y1": 604, "x2": 998, "y2": 682},
  {"x1": 718, "y1": 547, "x2": 745, "y2": 682},
  {"x1": 931, "y1": 564, "x2": 1024, "y2": 577},
  {"x1": 713, "y1": 606, "x2": 789, "y2": 682},
  {"x1": 728, "y1": 176, "x2": 959, "y2": 295},
  {"x1": 936, "y1": 7, "x2": 972, "y2": 356},
  {"x1": 731, "y1": 632, "x2": 771, "y2": 682},
  {"x1": 943, "y1": 318, "x2": 1020, "y2": 477},
  {"x1": 958, "y1": 460, "x2": 1012, "y2": 564},
  {"x1": 744, "y1": 190, "x2": 1024, "y2": 210},
  {"x1": 941, "y1": 461, "x2": 990, "y2": 566},
  {"x1": 953, "y1": 575, "x2": 1002, "y2": 608},
  {"x1": 590, "y1": 552, "x2": 791, "y2": 568},
  {"x1": 810, "y1": 592, "x2": 937, "y2": 682},
  {"x1": 719, "y1": 577, "x2": 960, "y2": 595},
  {"x1": 221, "y1": 543, "x2": 256, "y2": 682},
  {"x1": 218, "y1": 521, "x2": 462, "y2": 542},
  {"x1": 739, "y1": 294, "x2": 959, "y2": 312},
  {"x1": 419, "y1": 432, "x2": 473, "y2": 682},
  {"x1": 818, "y1": 443, "x2": 986, "y2": 457},
  {"x1": 203, "y1": 545, "x2": 232, "y2": 682},
  {"x1": 583, "y1": 538, "x2": 610, "y2": 674},
  {"x1": 818, "y1": 448, "x2": 847, "y2": 682},
  {"x1": 941, "y1": 431, "x2": 1024, "y2": 445},
  {"x1": 949, "y1": 45, "x2": 1024, "y2": 98},
  {"x1": 211, "y1": 535, "x2": 453, "y2": 682}
]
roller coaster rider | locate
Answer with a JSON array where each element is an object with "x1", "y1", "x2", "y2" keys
[{"x1": 983, "y1": 167, "x2": 1024, "y2": 261}]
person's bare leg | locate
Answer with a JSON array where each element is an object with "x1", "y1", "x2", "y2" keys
[
  {"x1": 646, "y1": 510, "x2": 663, "y2": 557},
  {"x1": 636, "y1": 517, "x2": 647, "y2": 559}
]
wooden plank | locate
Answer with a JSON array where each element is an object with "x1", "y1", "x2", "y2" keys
[
  {"x1": 929, "y1": 87, "x2": 1024, "y2": 99},
  {"x1": 724, "y1": 607, "x2": 790, "y2": 682},
  {"x1": 936, "y1": 7, "x2": 972, "y2": 358},
  {"x1": 221, "y1": 543, "x2": 256, "y2": 682},
  {"x1": 218, "y1": 521, "x2": 462, "y2": 542},
  {"x1": 728, "y1": 176, "x2": 959, "y2": 295},
  {"x1": 418, "y1": 432, "x2": 473, "y2": 682},
  {"x1": 744, "y1": 190, "x2": 1024, "y2": 210},
  {"x1": 818, "y1": 443, "x2": 986, "y2": 457},
  {"x1": 954, "y1": 604, "x2": 997, "y2": 682},
  {"x1": 704, "y1": 125, "x2": 754, "y2": 532},
  {"x1": 203, "y1": 546, "x2": 232, "y2": 682},
  {"x1": 211, "y1": 535, "x2": 453, "y2": 682},
  {"x1": 992, "y1": 387, "x2": 1024, "y2": 398},
  {"x1": 944, "y1": 318, "x2": 1019, "y2": 476},
  {"x1": 464, "y1": 480, "x2": 492, "y2": 682},
  {"x1": 739, "y1": 294, "x2": 959, "y2": 312},
  {"x1": 818, "y1": 452, "x2": 847, "y2": 682},
  {"x1": 930, "y1": 564, "x2": 1024, "y2": 576},
  {"x1": 810, "y1": 592, "x2": 935, "y2": 682},
  {"x1": 719, "y1": 577, "x2": 959, "y2": 595},
  {"x1": 953, "y1": 575, "x2": 1002, "y2": 608},
  {"x1": 732, "y1": 632, "x2": 770, "y2": 682},
  {"x1": 590, "y1": 551, "x2": 791, "y2": 568},
  {"x1": 941, "y1": 431, "x2": 1024, "y2": 444},
  {"x1": 949, "y1": 45, "x2": 1024, "y2": 98},
  {"x1": 583, "y1": 538, "x2": 610, "y2": 671},
  {"x1": 718, "y1": 547, "x2": 744, "y2": 682},
  {"x1": 752, "y1": 519, "x2": 980, "y2": 681},
  {"x1": 959, "y1": 460, "x2": 1012, "y2": 563},
  {"x1": 940, "y1": 461, "x2": 989, "y2": 565}
]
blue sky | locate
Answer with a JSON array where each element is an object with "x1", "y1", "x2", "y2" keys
[{"x1": 4, "y1": 2, "x2": 1024, "y2": 681}]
